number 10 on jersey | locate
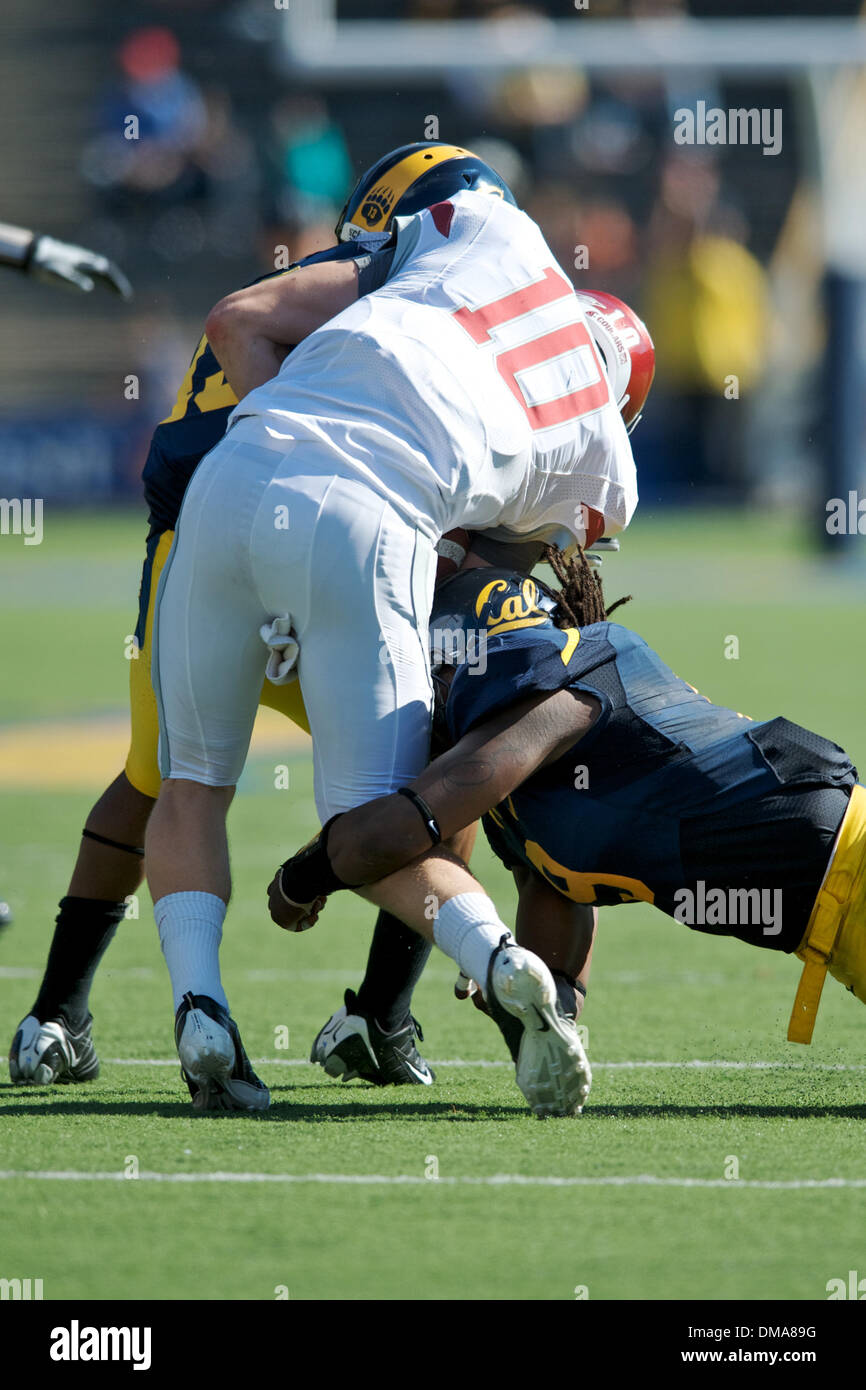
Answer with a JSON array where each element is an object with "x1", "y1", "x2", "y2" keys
[{"x1": 452, "y1": 266, "x2": 610, "y2": 430}]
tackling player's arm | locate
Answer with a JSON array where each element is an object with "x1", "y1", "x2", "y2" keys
[
  {"x1": 334, "y1": 688, "x2": 598, "y2": 884},
  {"x1": 267, "y1": 685, "x2": 599, "y2": 926},
  {"x1": 204, "y1": 259, "x2": 361, "y2": 400}
]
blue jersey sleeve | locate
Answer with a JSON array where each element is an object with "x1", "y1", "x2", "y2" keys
[
  {"x1": 355, "y1": 240, "x2": 396, "y2": 296},
  {"x1": 446, "y1": 624, "x2": 616, "y2": 741}
]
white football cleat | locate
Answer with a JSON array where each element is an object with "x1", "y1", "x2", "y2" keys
[
  {"x1": 174, "y1": 994, "x2": 270, "y2": 1113},
  {"x1": 487, "y1": 940, "x2": 592, "y2": 1118}
]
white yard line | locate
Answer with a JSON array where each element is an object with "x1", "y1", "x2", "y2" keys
[
  {"x1": 97, "y1": 1056, "x2": 866, "y2": 1071},
  {"x1": 0, "y1": 1169, "x2": 863, "y2": 1190},
  {"x1": 0, "y1": 967, "x2": 731, "y2": 984}
]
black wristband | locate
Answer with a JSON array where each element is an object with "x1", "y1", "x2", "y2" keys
[
  {"x1": 277, "y1": 815, "x2": 359, "y2": 905},
  {"x1": 397, "y1": 787, "x2": 442, "y2": 846}
]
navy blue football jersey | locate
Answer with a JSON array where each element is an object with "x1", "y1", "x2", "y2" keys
[
  {"x1": 447, "y1": 621, "x2": 856, "y2": 952},
  {"x1": 141, "y1": 239, "x2": 394, "y2": 536}
]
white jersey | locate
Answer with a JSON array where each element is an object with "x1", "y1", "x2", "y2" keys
[{"x1": 232, "y1": 190, "x2": 637, "y2": 546}]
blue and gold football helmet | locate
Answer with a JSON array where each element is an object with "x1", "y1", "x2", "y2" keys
[{"x1": 335, "y1": 141, "x2": 516, "y2": 244}]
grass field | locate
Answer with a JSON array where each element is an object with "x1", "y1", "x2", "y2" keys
[{"x1": 1, "y1": 507, "x2": 865, "y2": 1303}]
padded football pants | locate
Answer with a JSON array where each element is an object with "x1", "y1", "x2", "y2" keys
[{"x1": 152, "y1": 421, "x2": 436, "y2": 820}]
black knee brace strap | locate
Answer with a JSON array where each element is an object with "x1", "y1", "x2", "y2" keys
[{"x1": 82, "y1": 828, "x2": 145, "y2": 857}]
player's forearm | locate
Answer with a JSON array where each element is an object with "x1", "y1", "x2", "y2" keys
[
  {"x1": 205, "y1": 260, "x2": 359, "y2": 399},
  {"x1": 0, "y1": 222, "x2": 35, "y2": 269},
  {"x1": 329, "y1": 694, "x2": 592, "y2": 886},
  {"x1": 327, "y1": 792, "x2": 443, "y2": 887}
]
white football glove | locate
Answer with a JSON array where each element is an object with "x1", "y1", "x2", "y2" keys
[
  {"x1": 260, "y1": 615, "x2": 300, "y2": 685},
  {"x1": 29, "y1": 235, "x2": 132, "y2": 299}
]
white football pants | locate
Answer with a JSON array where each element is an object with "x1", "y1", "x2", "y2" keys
[{"x1": 151, "y1": 422, "x2": 437, "y2": 820}]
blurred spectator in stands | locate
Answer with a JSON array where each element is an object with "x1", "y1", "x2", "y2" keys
[
  {"x1": 80, "y1": 28, "x2": 260, "y2": 264},
  {"x1": 190, "y1": 87, "x2": 260, "y2": 261},
  {"x1": 490, "y1": 67, "x2": 589, "y2": 182},
  {"x1": 264, "y1": 96, "x2": 352, "y2": 229},
  {"x1": 643, "y1": 152, "x2": 770, "y2": 498},
  {"x1": 465, "y1": 136, "x2": 530, "y2": 206},
  {"x1": 569, "y1": 74, "x2": 666, "y2": 232},
  {"x1": 252, "y1": 95, "x2": 352, "y2": 274},
  {"x1": 525, "y1": 182, "x2": 640, "y2": 302},
  {"x1": 256, "y1": 213, "x2": 337, "y2": 277},
  {"x1": 83, "y1": 28, "x2": 207, "y2": 211}
]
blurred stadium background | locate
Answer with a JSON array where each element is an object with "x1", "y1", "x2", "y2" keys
[
  {"x1": 0, "y1": 0, "x2": 865, "y2": 547},
  {"x1": 3, "y1": 2, "x2": 866, "y2": 1304}
]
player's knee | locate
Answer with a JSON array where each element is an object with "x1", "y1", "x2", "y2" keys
[
  {"x1": 156, "y1": 778, "x2": 236, "y2": 814},
  {"x1": 164, "y1": 777, "x2": 234, "y2": 795}
]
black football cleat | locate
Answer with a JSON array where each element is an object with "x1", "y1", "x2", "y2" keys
[
  {"x1": 311, "y1": 989, "x2": 434, "y2": 1086},
  {"x1": 9, "y1": 1013, "x2": 99, "y2": 1085}
]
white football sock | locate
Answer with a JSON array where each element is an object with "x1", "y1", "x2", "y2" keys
[
  {"x1": 155, "y1": 891, "x2": 228, "y2": 1012},
  {"x1": 432, "y1": 893, "x2": 513, "y2": 996}
]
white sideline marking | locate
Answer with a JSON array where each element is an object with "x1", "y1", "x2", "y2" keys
[
  {"x1": 99, "y1": 1057, "x2": 866, "y2": 1072},
  {"x1": 0, "y1": 967, "x2": 730, "y2": 984},
  {"x1": 0, "y1": 1169, "x2": 864, "y2": 1190}
]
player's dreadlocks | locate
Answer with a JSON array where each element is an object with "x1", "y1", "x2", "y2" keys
[{"x1": 544, "y1": 544, "x2": 632, "y2": 629}]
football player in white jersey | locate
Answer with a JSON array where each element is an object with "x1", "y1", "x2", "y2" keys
[{"x1": 144, "y1": 142, "x2": 649, "y2": 1118}]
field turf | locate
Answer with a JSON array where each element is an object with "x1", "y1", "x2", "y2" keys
[{"x1": 1, "y1": 507, "x2": 865, "y2": 1302}]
